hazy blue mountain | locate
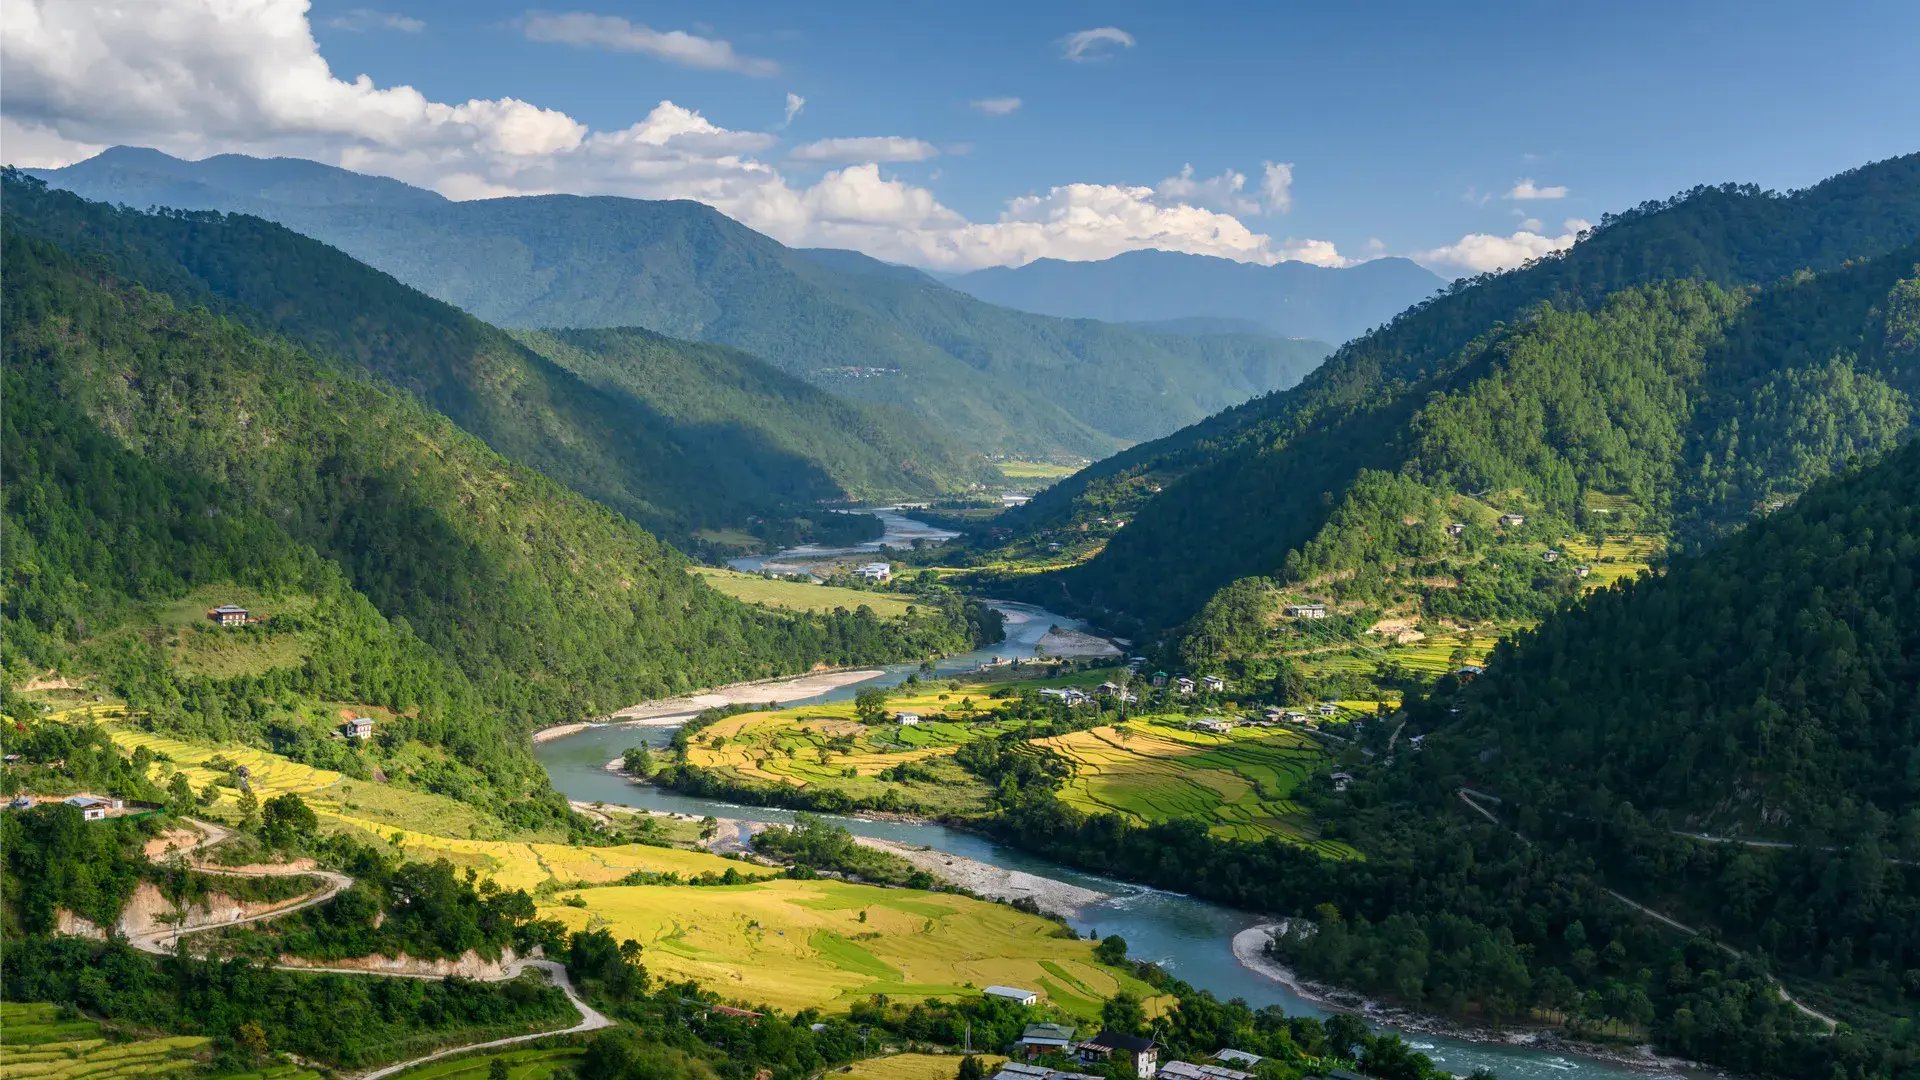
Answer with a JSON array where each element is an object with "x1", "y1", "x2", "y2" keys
[
  {"x1": 34, "y1": 148, "x2": 1338, "y2": 458},
  {"x1": 948, "y1": 248, "x2": 1444, "y2": 345}
]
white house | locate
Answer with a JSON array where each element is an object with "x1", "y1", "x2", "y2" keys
[
  {"x1": 1284, "y1": 603, "x2": 1328, "y2": 620},
  {"x1": 1575, "y1": 564, "x2": 1593, "y2": 579},
  {"x1": 1499, "y1": 513, "x2": 1526, "y2": 528},
  {"x1": 1175, "y1": 677, "x2": 1196, "y2": 695},
  {"x1": 983, "y1": 985, "x2": 1040, "y2": 1006},
  {"x1": 1201, "y1": 675, "x2": 1227, "y2": 693},
  {"x1": 208, "y1": 604, "x2": 250, "y2": 626},
  {"x1": 1542, "y1": 548, "x2": 1561, "y2": 562},
  {"x1": 64, "y1": 795, "x2": 121, "y2": 821},
  {"x1": 1445, "y1": 522, "x2": 1467, "y2": 537},
  {"x1": 1316, "y1": 703, "x2": 1339, "y2": 716},
  {"x1": 895, "y1": 712, "x2": 922, "y2": 726},
  {"x1": 343, "y1": 716, "x2": 375, "y2": 739},
  {"x1": 1330, "y1": 772, "x2": 1355, "y2": 792},
  {"x1": 854, "y1": 562, "x2": 892, "y2": 582},
  {"x1": 1194, "y1": 717, "x2": 1234, "y2": 735}
]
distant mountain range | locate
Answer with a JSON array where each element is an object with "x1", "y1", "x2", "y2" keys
[
  {"x1": 948, "y1": 248, "x2": 1443, "y2": 344},
  {"x1": 31, "y1": 148, "x2": 1360, "y2": 459}
]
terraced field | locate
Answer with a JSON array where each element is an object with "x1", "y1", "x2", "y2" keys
[
  {"x1": 389, "y1": 1046, "x2": 583, "y2": 1078},
  {"x1": 0, "y1": 1002, "x2": 321, "y2": 1080},
  {"x1": 683, "y1": 688, "x2": 1037, "y2": 809},
  {"x1": 537, "y1": 878, "x2": 1158, "y2": 1018},
  {"x1": 1035, "y1": 720, "x2": 1358, "y2": 856},
  {"x1": 692, "y1": 568, "x2": 916, "y2": 617}
]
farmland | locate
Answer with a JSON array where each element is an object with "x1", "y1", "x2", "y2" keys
[
  {"x1": 835, "y1": 1053, "x2": 1004, "y2": 1080},
  {"x1": 538, "y1": 878, "x2": 1158, "y2": 1019},
  {"x1": 0, "y1": 1001, "x2": 321, "y2": 1080},
  {"x1": 692, "y1": 568, "x2": 917, "y2": 617},
  {"x1": 1035, "y1": 719, "x2": 1359, "y2": 857},
  {"x1": 388, "y1": 1046, "x2": 583, "y2": 1079},
  {"x1": 995, "y1": 460, "x2": 1082, "y2": 484},
  {"x1": 679, "y1": 686, "x2": 1040, "y2": 811}
]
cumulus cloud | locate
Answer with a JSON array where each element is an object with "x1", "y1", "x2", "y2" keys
[
  {"x1": 326, "y1": 8, "x2": 424, "y2": 33},
  {"x1": 781, "y1": 91, "x2": 805, "y2": 127},
  {"x1": 1061, "y1": 26, "x2": 1134, "y2": 62},
  {"x1": 970, "y1": 97, "x2": 1022, "y2": 116},
  {"x1": 522, "y1": 11, "x2": 778, "y2": 76},
  {"x1": 1506, "y1": 177, "x2": 1567, "y2": 200},
  {"x1": 788, "y1": 136, "x2": 939, "y2": 164},
  {"x1": 0, "y1": 0, "x2": 1344, "y2": 272},
  {"x1": 1154, "y1": 161, "x2": 1293, "y2": 216},
  {"x1": 1416, "y1": 217, "x2": 1591, "y2": 276},
  {"x1": 1259, "y1": 162, "x2": 1294, "y2": 214}
]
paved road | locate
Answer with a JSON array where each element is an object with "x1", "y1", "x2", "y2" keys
[{"x1": 138, "y1": 819, "x2": 612, "y2": 1077}]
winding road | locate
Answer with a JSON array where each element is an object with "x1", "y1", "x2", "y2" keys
[
  {"x1": 1454, "y1": 789, "x2": 1839, "y2": 1032},
  {"x1": 137, "y1": 819, "x2": 612, "y2": 1077}
]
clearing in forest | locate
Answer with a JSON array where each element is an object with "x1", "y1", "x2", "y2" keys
[
  {"x1": 692, "y1": 568, "x2": 917, "y2": 617},
  {"x1": 1034, "y1": 719, "x2": 1359, "y2": 857}
]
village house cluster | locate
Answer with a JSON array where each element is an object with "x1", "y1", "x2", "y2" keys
[{"x1": 994, "y1": 1017, "x2": 1367, "y2": 1080}]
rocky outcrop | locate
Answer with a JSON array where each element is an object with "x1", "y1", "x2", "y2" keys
[{"x1": 274, "y1": 947, "x2": 519, "y2": 980}]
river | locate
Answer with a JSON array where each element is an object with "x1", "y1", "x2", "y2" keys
[{"x1": 536, "y1": 511, "x2": 1689, "y2": 1080}]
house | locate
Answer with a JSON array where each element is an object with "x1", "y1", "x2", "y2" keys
[
  {"x1": 342, "y1": 716, "x2": 375, "y2": 739},
  {"x1": 1455, "y1": 664, "x2": 1485, "y2": 680},
  {"x1": 983, "y1": 985, "x2": 1040, "y2": 1007},
  {"x1": 208, "y1": 604, "x2": 250, "y2": 626},
  {"x1": 1096, "y1": 682, "x2": 1122, "y2": 696},
  {"x1": 1445, "y1": 522, "x2": 1467, "y2": 537},
  {"x1": 895, "y1": 712, "x2": 921, "y2": 726},
  {"x1": 1498, "y1": 513, "x2": 1526, "y2": 528},
  {"x1": 1330, "y1": 772, "x2": 1355, "y2": 792},
  {"x1": 1047, "y1": 542, "x2": 1064, "y2": 553},
  {"x1": 1201, "y1": 675, "x2": 1226, "y2": 693},
  {"x1": 854, "y1": 562, "x2": 892, "y2": 582},
  {"x1": 1078, "y1": 1031, "x2": 1158, "y2": 1076},
  {"x1": 1150, "y1": 671, "x2": 1169, "y2": 688},
  {"x1": 1315, "y1": 703, "x2": 1339, "y2": 716},
  {"x1": 1575, "y1": 564, "x2": 1593, "y2": 579},
  {"x1": 1283, "y1": 603, "x2": 1328, "y2": 620},
  {"x1": 1018, "y1": 1023, "x2": 1078, "y2": 1058},
  {"x1": 1175, "y1": 677, "x2": 1196, "y2": 696},
  {"x1": 1193, "y1": 717, "x2": 1234, "y2": 735},
  {"x1": 1212, "y1": 1051, "x2": 1263, "y2": 1069},
  {"x1": 1284, "y1": 710, "x2": 1309, "y2": 725},
  {"x1": 993, "y1": 1065, "x2": 1101, "y2": 1080},
  {"x1": 1039, "y1": 688, "x2": 1089, "y2": 707},
  {"x1": 7, "y1": 796, "x2": 33, "y2": 811},
  {"x1": 1542, "y1": 548, "x2": 1561, "y2": 562},
  {"x1": 1127, "y1": 657, "x2": 1148, "y2": 671},
  {"x1": 1158, "y1": 1063, "x2": 1253, "y2": 1080},
  {"x1": 711, "y1": 1005, "x2": 763, "y2": 1021},
  {"x1": 64, "y1": 795, "x2": 120, "y2": 821},
  {"x1": 1262, "y1": 707, "x2": 1284, "y2": 723}
]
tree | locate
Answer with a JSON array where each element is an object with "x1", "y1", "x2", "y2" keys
[
  {"x1": 1100, "y1": 989, "x2": 1145, "y2": 1035},
  {"x1": 261, "y1": 793, "x2": 318, "y2": 847},
  {"x1": 958, "y1": 1055, "x2": 988, "y2": 1080},
  {"x1": 854, "y1": 687, "x2": 889, "y2": 725},
  {"x1": 621, "y1": 745, "x2": 653, "y2": 774},
  {"x1": 1094, "y1": 934, "x2": 1129, "y2": 965},
  {"x1": 489, "y1": 1060, "x2": 511, "y2": 1080}
]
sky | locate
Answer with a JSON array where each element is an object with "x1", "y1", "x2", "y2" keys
[{"x1": 3, "y1": 0, "x2": 1916, "y2": 275}]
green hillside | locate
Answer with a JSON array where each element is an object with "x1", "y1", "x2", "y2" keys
[
  {"x1": 0, "y1": 173, "x2": 985, "y2": 543},
  {"x1": 1002, "y1": 153, "x2": 1920, "y2": 638},
  {"x1": 33, "y1": 148, "x2": 1335, "y2": 459},
  {"x1": 1, "y1": 227, "x2": 996, "y2": 814}
]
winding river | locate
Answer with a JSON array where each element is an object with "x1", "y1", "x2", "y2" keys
[{"x1": 536, "y1": 511, "x2": 1687, "y2": 1080}]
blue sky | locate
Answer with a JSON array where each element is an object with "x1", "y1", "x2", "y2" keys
[{"x1": 5, "y1": 0, "x2": 1916, "y2": 273}]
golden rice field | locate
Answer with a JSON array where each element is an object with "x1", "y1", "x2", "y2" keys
[
  {"x1": 833, "y1": 1054, "x2": 1005, "y2": 1080},
  {"x1": 692, "y1": 568, "x2": 917, "y2": 617},
  {"x1": 995, "y1": 460, "x2": 1081, "y2": 482},
  {"x1": 332, "y1": 816, "x2": 768, "y2": 892},
  {"x1": 0, "y1": 1002, "x2": 322, "y2": 1080},
  {"x1": 538, "y1": 878, "x2": 1158, "y2": 1019},
  {"x1": 1035, "y1": 720, "x2": 1359, "y2": 857}
]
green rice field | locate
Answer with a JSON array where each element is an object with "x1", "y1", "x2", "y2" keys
[{"x1": 0, "y1": 1001, "x2": 322, "y2": 1080}]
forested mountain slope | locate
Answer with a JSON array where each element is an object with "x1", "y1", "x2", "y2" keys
[
  {"x1": 949, "y1": 249, "x2": 1442, "y2": 344},
  {"x1": 35, "y1": 147, "x2": 1336, "y2": 457},
  {"x1": 1, "y1": 229, "x2": 994, "y2": 810},
  {"x1": 0, "y1": 173, "x2": 987, "y2": 541},
  {"x1": 1010, "y1": 153, "x2": 1920, "y2": 636}
]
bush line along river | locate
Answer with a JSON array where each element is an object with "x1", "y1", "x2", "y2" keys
[{"x1": 534, "y1": 510, "x2": 1683, "y2": 1080}]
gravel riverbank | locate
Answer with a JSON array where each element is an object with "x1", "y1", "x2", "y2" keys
[{"x1": 853, "y1": 836, "x2": 1111, "y2": 915}]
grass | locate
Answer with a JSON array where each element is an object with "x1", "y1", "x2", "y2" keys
[
  {"x1": 1035, "y1": 718, "x2": 1359, "y2": 857},
  {"x1": 692, "y1": 567, "x2": 917, "y2": 617},
  {"x1": 537, "y1": 878, "x2": 1158, "y2": 1018},
  {"x1": 386, "y1": 1046, "x2": 584, "y2": 1078},
  {"x1": 833, "y1": 1054, "x2": 1005, "y2": 1080},
  {"x1": 106, "y1": 584, "x2": 322, "y2": 679},
  {"x1": 0, "y1": 1001, "x2": 326, "y2": 1080}
]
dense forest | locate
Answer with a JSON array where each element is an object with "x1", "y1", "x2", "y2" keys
[
  {"x1": 34, "y1": 148, "x2": 1335, "y2": 459},
  {"x1": 2, "y1": 221, "x2": 999, "y2": 816},
  {"x1": 997, "y1": 153, "x2": 1920, "y2": 637},
  {"x1": 0, "y1": 172, "x2": 985, "y2": 542}
]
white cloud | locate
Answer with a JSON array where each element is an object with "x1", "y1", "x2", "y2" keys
[
  {"x1": 788, "y1": 136, "x2": 939, "y2": 164},
  {"x1": 326, "y1": 8, "x2": 424, "y2": 33},
  {"x1": 1415, "y1": 217, "x2": 1591, "y2": 276},
  {"x1": 1518, "y1": 216, "x2": 1543, "y2": 232},
  {"x1": 1061, "y1": 26, "x2": 1134, "y2": 62},
  {"x1": 0, "y1": 0, "x2": 1348, "y2": 272},
  {"x1": 1506, "y1": 177, "x2": 1567, "y2": 200},
  {"x1": 969, "y1": 97, "x2": 1022, "y2": 116},
  {"x1": 1259, "y1": 162, "x2": 1294, "y2": 214},
  {"x1": 781, "y1": 91, "x2": 804, "y2": 127},
  {"x1": 522, "y1": 12, "x2": 778, "y2": 76}
]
